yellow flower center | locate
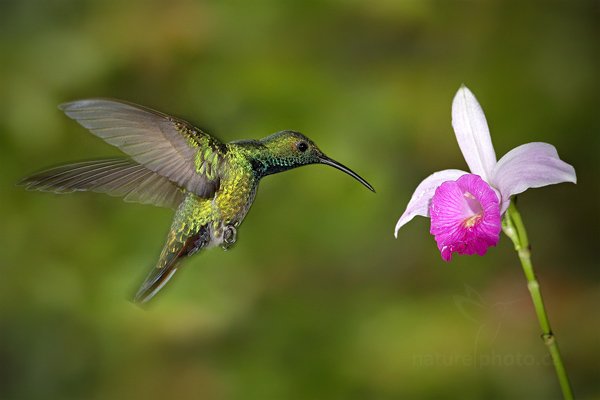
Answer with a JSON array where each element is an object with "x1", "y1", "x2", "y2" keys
[
  {"x1": 463, "y1": 191, "x2": 483, "y2": 228},
  {"x1": 463, "y1": 214, "x2": 482, "y2": 228}
]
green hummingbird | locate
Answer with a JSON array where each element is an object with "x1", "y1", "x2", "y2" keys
[{"x1": 20, "y1": 99, "x2": 374, "y2": 304}]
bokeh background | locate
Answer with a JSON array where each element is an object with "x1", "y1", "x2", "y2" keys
[{"x1": 1, "y1": 0, "x2": 598, "y2": 399}]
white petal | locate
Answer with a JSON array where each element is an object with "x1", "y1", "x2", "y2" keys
[
  {"x1": 452, "y1": 85, "x2": 497, "y2": 180},
  {"x1": 491, "y1": 142, "x2": 577, "y2": 212},
  {"x1": 394, "y1": 169, "x2": 467, "y2": 237}
]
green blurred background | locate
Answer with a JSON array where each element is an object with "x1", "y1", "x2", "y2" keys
[{"x1": 1, "y1": 0, "x2": 598, "y2": 399}]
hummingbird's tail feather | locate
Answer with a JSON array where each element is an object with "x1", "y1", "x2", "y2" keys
[
  {"x1": 133, "y1": 262, "x2": 181, "y2": 305},
  {"x1": 133, "y1": 224, "x2": 211, "y2": 305},
  {"x1": 19, "y1": 158, "x2": 183, "y2": 209}
]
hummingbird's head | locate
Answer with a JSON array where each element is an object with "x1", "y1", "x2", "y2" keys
[{"x1": 259, "y1": 130, "x2": 375, "y2": 192}]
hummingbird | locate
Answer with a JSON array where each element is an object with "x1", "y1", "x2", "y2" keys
[{"x1": 20, "y1": 99, "x2": 374, "y2": 304}]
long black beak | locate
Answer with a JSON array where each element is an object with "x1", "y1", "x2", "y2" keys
[{"x1": 319, "y1": 156, "x2": 375, "y2": 192}]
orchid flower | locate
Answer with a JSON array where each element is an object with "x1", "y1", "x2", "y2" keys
[
  {"x1": 394, "y1": 85, "x2": 576, "y2": 261},
  {"x1": 393, "y1": 85, "x2": 577, "y2": 399}
]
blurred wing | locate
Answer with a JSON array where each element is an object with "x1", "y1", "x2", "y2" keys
[
  {"x1": 19, "y1": 158, "x2": 184, "y2": 209},
  {"x1": 59, "y1": 99, "x2": 226, "y2": 198}
]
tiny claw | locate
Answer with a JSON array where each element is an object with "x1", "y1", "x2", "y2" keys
[{"x1": 221, "y1": 225, "x2": 237, "y2": 250}]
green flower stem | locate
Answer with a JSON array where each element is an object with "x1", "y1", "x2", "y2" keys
[{"x1": 502, "y1": 202, "x2": 574, "y2": 400}]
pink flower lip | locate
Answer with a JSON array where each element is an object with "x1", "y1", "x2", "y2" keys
[{"x1": 429, "y1": 174, "x2": 502, "y2": 261}]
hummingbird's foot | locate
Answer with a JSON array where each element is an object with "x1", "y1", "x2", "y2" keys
[{"x1": 221, "y1": 225, "x2": 237, "y2": 250}]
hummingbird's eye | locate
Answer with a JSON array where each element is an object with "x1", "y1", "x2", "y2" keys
[{"x1": 297, "y1": 141, "x2": 308, "y2": 152}]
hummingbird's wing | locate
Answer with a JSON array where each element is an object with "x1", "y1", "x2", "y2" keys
[
  {"x1": 133, "y1": 224, "x2": 210, "y2": 304},
  {"x1": 19, "y1": 158, "x2": 183, "y2": 209},
  {"x1": 59, "y1": 99, "x2": 227, "y2": 198}
]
